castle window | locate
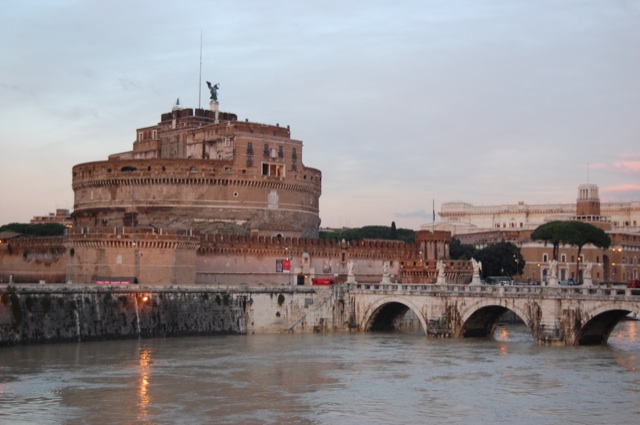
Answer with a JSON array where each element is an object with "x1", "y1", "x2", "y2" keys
[
  {"x1": 278, "y1": 146, "x2": 284, "y2": 158},
  {"x1": 247, "y1": 142, "x2": 254, "y2": 155},
  {"x1": 225, "y1": 138, "x2": 231, "y2": 147},
  {"x1": 543, "y1": 253, "x2": 548, "y2": 262},
  {"x1": 561, "y1": 254, "x2": 566, "y2": 262},
  {"x1": 263, "y1": 144, "x2": 269, "y2": 156},
  {"x1": 262, "y1": 162, "x2": 284, "y2": 177},
  {"x1": 225, "y1": 167, "x2": 231, "y2": 174},
  {"x1": 292, "y1": 148, "x2": 297, "y2": 160},
  {"x1": 121, "y1": 166, "x2": 137, "y2": 173},
  {"x1": 247, "y1": 156, "x2": 253, "y2": 166},
  {"x1": 291, "y1": 162, "x2": 297, "y2": 172}
]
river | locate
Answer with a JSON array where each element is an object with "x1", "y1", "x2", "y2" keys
[{"x1": 1, "y1": 321, "x2": 638, "y2": 424}]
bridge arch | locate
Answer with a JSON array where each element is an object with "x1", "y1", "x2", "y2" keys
[
  {"x1": 456, "y1": 300, "x2": 533, "y2": 339},
  {"x1": 573, "y1": 302, "x2": 639, "y2": 346},
  {"x1": 360, "y1": 296, "x2": 428, "y2": 334}
]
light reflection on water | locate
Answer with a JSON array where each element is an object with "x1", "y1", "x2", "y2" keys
[
  {"x1": 0, "y1": 321, "x2": 638, "y2": 425},
  {"x1": 137, "y1": 347, "x2": 152, "y2": 421}
]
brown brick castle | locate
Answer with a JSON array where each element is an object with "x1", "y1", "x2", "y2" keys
[
  {"x1": 72, "y1": 102, "x2": 322, "y2": 238},
  {"x1": 1, "y1": 99, "x2": 463, "y2": 286}
]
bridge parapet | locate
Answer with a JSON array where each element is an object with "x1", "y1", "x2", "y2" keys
[{"x1": 347, "y1": 283, "x2": 640, "y2": 301}]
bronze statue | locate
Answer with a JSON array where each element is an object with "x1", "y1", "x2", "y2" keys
[{"x1": 206, "y1": 81, "x2": 220, "y2": 101}]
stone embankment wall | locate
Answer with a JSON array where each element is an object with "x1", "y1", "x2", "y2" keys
[{"x1": 0, "y1": 284, "x2": 344, "y2": 346}]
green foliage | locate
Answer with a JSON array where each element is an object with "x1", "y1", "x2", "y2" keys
[
  {"x1": 531, "y1": 221, "x2": 611, "y2": 279},
  {"x1": 474, "y1": 241, "x2": 525, "y2": 278},
  {"x1": 450, "y1": 238, "x2": 477, "y2": 260},
  {"x1": 0, "y1": 222, "x2": 66, "y2": 237},
  {"x1": 390, "y1": 221, "x2": 398, "y2": 240},
  {"x1": 320, "y1": 225, "x2": 415, "y2": 243}
]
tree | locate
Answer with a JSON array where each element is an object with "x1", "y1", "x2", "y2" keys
[
  {"x1": 474, "y1": 241, "x2": 525, "y2": 278},
  {"x1": 450, "y1": 238, "x2": 477, "y2": 260},
  {"x1": 530, "y1": 221, "x2": 572, "y2": 261},
  {"x1": 0, "y1": 222, "x2": 66, "y2": 237},
  {"x1": 531, "y1": 221, "x2": 611, "y2": 280},
  {"x1": 390, "y1": 221, "x2": 398, "y2": 240},
  {"x1": 565, "y1": 222, "x2": 611, "y2": 280},
  {"x1": 319, "y1": 225, "x2": 415, "y2": 243}
]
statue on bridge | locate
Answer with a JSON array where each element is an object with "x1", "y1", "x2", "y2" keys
[
  {"x1": 381, "y1": 261, "x2": 391, "y2": 284},
  {"x1": 436, "y1": 260, "x2": 447, "y2": 284},
  {"x1": 346, "y1": 260, "x2": 356, "y2": 284},
  {"x1": 549, "y1": 259, "x2": 558, "y2": 278},
  {"x1": 470, "y1": 258, "x2": 482, "y2": 286},
  {"x1": 471, "y1": 258, "x2": 482, "y2": 277},
  {"x1": 583, "y1": 261, "x2": 594, "y2": 287},
  {"x1": 547, "y1": 259, "x2": 559, "y2": 286}
]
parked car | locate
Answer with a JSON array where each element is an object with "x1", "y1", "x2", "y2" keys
[{"x1": 485, "y1": 276, "x2": 514, "y2": 286}]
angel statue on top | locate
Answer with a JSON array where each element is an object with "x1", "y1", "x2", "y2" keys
[{"x1": 206, "y1": 81, "x2": 220, "y2": 101}]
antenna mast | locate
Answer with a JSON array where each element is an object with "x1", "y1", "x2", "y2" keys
[{"x1": 198, "y1": 31, "x2": 203, "y2": 109}]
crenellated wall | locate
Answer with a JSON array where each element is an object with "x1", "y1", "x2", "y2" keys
[
  {"x1": 0, "y1": 237, "x2": 66, "y2": 283},
  {"x1": 0, "y1": 229, "x2": 468, "y2": 286},
  {"x1": 64, "y1": 227, "x2": 200, "y2": 285}
]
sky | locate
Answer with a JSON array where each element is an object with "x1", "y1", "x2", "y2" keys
[{"x1": 1, "y1": 0, "x2": 639, "y2": 230}]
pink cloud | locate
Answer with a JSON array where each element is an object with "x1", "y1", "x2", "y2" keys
[
  {"x1": 612, "y1": 161, "x2": 640, "y2": 173},
  {"x1": 602, "y1": 184, "x2": 640, "y2": 194},
  {"x1": 620, "y1": 153, "x2": 640, "y2": 160}
]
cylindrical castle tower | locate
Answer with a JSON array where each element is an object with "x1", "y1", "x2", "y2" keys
[{"x1": 71, "y1": 106, "x2": 322, "y2": 238}]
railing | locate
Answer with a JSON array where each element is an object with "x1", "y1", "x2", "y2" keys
[{"x1": 347, "y1": 282, "x2": 640, "y2": 299}]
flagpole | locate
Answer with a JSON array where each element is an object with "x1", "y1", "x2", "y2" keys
[
  {"x1": 198, "y1": 31, "x2": 203, "y2": 109},
  {"x1": 432, "y1": 198, "x2": 435, "y2": 232}
]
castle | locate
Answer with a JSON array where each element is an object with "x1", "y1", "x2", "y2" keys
[
  {"x1": 1, "y1": 99, "x2": 463, "y2": 286},
  {"x1": 72, "y1": 102, "x2": 321, "y2": 238}
]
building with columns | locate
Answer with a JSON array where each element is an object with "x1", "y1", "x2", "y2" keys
[{"x1": 436, "y1": 184, "x2": 640, "y2": 284}]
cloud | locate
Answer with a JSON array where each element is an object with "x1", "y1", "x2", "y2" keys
[
  {"x1": 602, "y1": 184, "x2": 640, "y2": 194},
  {"x1": 612, "y1": 161, "x2": 640, "y2": 173}
]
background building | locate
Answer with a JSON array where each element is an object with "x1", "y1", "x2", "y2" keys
[{"x1": 437, "y1": 184, "x2": 640, "y2": 284}]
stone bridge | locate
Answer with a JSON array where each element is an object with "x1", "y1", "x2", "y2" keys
[{"x1": 343, "y1": 283, "x2": 640, "y2": 345}]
